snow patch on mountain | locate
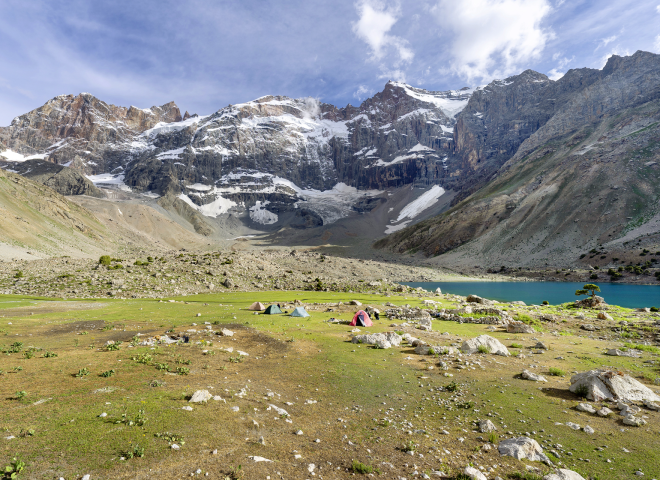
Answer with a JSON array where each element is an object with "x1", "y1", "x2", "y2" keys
[
  {"x1": 0, "y1": 149, "x2": 48, "y2": 162},
  {"x1": 250, "y1": 201, "x2": 278, "y2": 225},
  {"x1": 86, "y1": 173, "x2": 132, "y2": 192},
  {"x1": 178, "y1": 193, "x2": 237, "y2": 218},
  {"x1": 384, "y1": 185, "x2": 445, "y2": 235},
  {"x1": 389, "y1": 82, "x2": 473, "y2": 118}
]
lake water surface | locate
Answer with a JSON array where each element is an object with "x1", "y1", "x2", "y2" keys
[{"x1": 402, "y1": 281, "x2": 660, "y2": 309}]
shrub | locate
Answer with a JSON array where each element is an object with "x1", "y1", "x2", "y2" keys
[
  {"x1": 651, "y1": 306, "x2": 659, "y2": 312},
  {"x1": 15, "y1": 390, "x2": 26, "y2": 399},
  {"x1": 574, "y1": 384, "x2": 589, "y2": 398},
  {"x1": 589, "y1": 273, "x2": 598, "y2": 279},
  {"x1": 75, "y1": 368, "x2": 90, "y2": 378},
  {"x1": 510, "y1": 343, "x2": 523, "y2": 349},
  {"x1": 42, "y1": 351, "x2": 57, "y2": 358},
  {"x1": 176, "y1": 367, "x2": 189, "y2": 375},
  {"x1": 99, "y1": 255, "x2": 111, "y2": 266},
  {"x1": 131, "y1": 353, "x2": 153, "y2": 365},
  {"x1": 100, "y1": 369, "x2": 115, "y2": 378},
  {"x1": 445, "y1": 381, "x2": 459, "y2": 392},
  {"x1": 548, "y1": 367, "x2": 565, "y2": 377},
  {"x1": 2, "y1": 457, "x2": 25, "y2": 478},
  {"x1": 542, "y1": 300, "x2": 549, "y2": 305},
  {"x1": 402, "y1": 440, "x2": 416, "y2": 452},
  {"x1": 124, "y1": 444, "x2": 145, "y2": 459},
  {"x1": 351, "y1": 460, "x2": 374, "y2": 474},
  {"x1": 488, "y1": 432, "x2": 498, "y2": 444},
  {"x1": 14, "y1": 271, "x2": 24, "y2": 279},
  {"x1": 106, "y1": 342, "x2": 121, "y2": 351}
]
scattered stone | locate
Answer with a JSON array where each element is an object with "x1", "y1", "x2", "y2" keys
[
  {"x1": 583, "y1": 425, "x2": 595, "y2": 434},
  {"x1": 597, "y1": 407, "x2": 613, "y2": 417},
  {"x1": 349, "y1": 300, "x2": 362, "y2": 306},
  {"x1": 566, "y1": 422, "x2": 580, "y2": 430},
  {"x1": 498, "y1": 437, "x2": 551, "y2": 465},
  {"x1": 522, "y1": 370, "x2": 548, "y2": 382},
  {"x1": 507, "y1": 322, "x2": 535, "y2": 334},
  {"x1": 249, "y1": 456, "x2": 273, "y2": 462},
  {"x1": 623, "y1": 415, "x2": 646, "y2": 427},
  {"x1": 580, "y1": 324, "x2": 596, "y2": 331},
  {"x1": 220, "y1": 328, "x2": 234, "y2": 337},
  {"x1": 606, "y1": 348, "x2": 640, "y2": 358},
  {"x1": 534, "y1": 341, "x2": 548, "y2": 350},
  {"x1": 182, "y1": 406, "x2": 193, "y2": 411},
  {"x1": 576, "y1": 403, "x2": 596, "y2": 414},
  {"x1": 478, "y1": 419, "x2": 497, "y2": 433},
  {"x1": 543, "y1": 469, "x2": 587, "y2": 480},
  {"x1": 597, "y1": 312, "x2": 614, "y2": 321},
  {"x1": 464, "y1": 466, "x2": 488, "y2": 480},
  {"x1": 171, "y1": 444, "x2": 180, "y2": 450},
  {"x1": 461, "y1": 335, "x2": 510, "y2": 356},
  {"x1": 189, "y1": 390, "x2": 212, "y2": 403}
]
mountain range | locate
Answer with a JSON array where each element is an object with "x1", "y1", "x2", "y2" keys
[{"x1": 1, "y1": 50, "x2": 659, "y2": 268}]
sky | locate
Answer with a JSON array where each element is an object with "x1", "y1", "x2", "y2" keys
[{"x1": 0, "y1": 0, "x2": 659, "y2": 125}]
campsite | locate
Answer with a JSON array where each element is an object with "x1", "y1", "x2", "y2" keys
[{"x1": 2, "y1": 290, "x2": 660, "y2": 479}]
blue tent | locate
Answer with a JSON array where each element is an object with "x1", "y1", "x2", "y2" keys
[{"x1": 289, "y1": 306, "x2": 310, "y2": 317}]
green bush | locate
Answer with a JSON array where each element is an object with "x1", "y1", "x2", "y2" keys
[
  {"x1": 542, "y1": 300, "x2": 549, "y2": 305},
  {"x1": 548, "y1": 367, "x2": 565, "y2": 376},
  {"x1": 99, "y1": 255, "x2": 112, "y2": 266},
  {"x1": 351, "y1": 460, "x2": 373, "y2": 474},
  {"x1": 574, "y1": 384, "x2": 589, "y2": 398}
]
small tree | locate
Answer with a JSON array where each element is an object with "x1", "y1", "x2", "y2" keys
[
  {"x1": 575, "y1": 283, "x2": 600, "y2": 299},
  {"x1": 99, "y1": 255, "x2": 111, "y2": 266}
]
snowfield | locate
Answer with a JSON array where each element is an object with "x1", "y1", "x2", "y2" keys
[{"x1": 384, "y1": 185, "x2": 445, "y2": 235}]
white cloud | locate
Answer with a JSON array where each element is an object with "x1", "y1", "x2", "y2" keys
[
  {"x1": 353, "y1": 85, "x2": 373, "y2": 101},
  {"x1": 547, "y1": 68, "x2": 564, "y2": 80},
  {"x1": 654, "y1": 34, "x2": 660, "y2": 53},
  {"x1": 430, "y1": 0, "x2": 553, "y2": 82},
  {"x1": 657, "y1": 4, "x2": 660, "y2": 13},
  {"x1": 352, "y1": 0, "x2": 414, "y2": 64},
  {"x1": 597, "y1": 35, "x2": 617, "y2": 49},
  {"x1": 377, "y1": 68, "x2": 407, "y2": 83}
]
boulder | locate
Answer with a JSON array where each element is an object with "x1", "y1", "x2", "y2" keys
[
  {"x1": 543, "y1": 469, "x2": 587, "y2": 480},
  {"x1": 220, "y1": 328, "x2": 234, "y2": 337},
  {"x1": 498, "y1": 437, "x2": 551, "y2": 464},
  {"x1": 576, "y1": 403, "x2": 596, "y2": 414},
  {"x1": 511, "y1": 301, "x2": 527, "y2": 306},
  {"x1": 374, "y1": 338, "x2": 392, "y2": 349},
  {"x1": 507, "y1": 322, "x2": 535, "y2": 334},
  {"x1": 435, "y1": 287, "x2": 442, "y2": 294},
  {"x1": 461, "y1": 335, "x2": 510, "y2": 356},
  {"x1": 580, "y1": 324, "x2": 596, "y2": 331},
  {"x1": 534, "y1": 341, "x2": 548, "y2": 350},
  {"x1": 569, "y1": 369, "x2": 660, "y2": 403},
  {"x1": 384, "y1": 332, "x2": 402, "y2": 346},
  {"x1": 622, "y1": 414, "x2": 646, "y2": 427},
  {"x1": 418, "y1": 317, "x2": 433, "y2": 331},
  {"x1": 575, "y1": 295, "x2": 607, "y2": 308},
  {"x1": 597, "y1": 312, "x2": 613, "y2": 321},
  {"x1": 464, "y1": 466, "x2": 487, "y2": 480},
  {"x1": 349, "y1": 300, "x2": 362, "y2": 306},
  {"x1": 596, "y1": 407, "x2": 613, "y2": 417},
  {"x1": 605, "y1": 348, "x2": 640, "y2": 358},
  {"x1": 189, "y1": 390, "x2": 212, "y2": 403},
  {"x1": 478, "y1": 419, "x2": 497, "y2": 433},
  {"x1": 522, "y1": 370, "x2": 548, "y2": 382},
  {"x1": 467, "y1": 294, "x2": 493, "y2": 305}
]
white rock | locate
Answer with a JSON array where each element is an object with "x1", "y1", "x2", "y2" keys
[
  {"x1": 461, "y1": 335, "x2": 510, "y2": 356},
  {"x1": 522, "y1": 370, "x2": 548, "y2": 382},
  {"x1": 597, "y1": 407, "x2": 613, "y2": 416},
  {"x1": 171, "y1": 444, "x2": 180, "y2": 450},
  {"x1": 583, "y1": 425, "x2": 595, "y2": 434},
  {"x1": 507, "y1": 322, "x2": 535, "y2": 334},
  {"x1": 82, "y1": 476, "x2": 91, "y2": 480},
  {"x1": 220, "y1": 328, "x2": 234, "y2": 336},
  {"x1": 576, "y1": 403, "x2": 596, "y2": 414},
  {"x1": 569, "y1": 369, "x2": 660, "y2": 403},
  {"x1": 99, "y1": 412, "x2": 107, "y2": 418},
  {"x1": 464, "y1": 466, "x2": 487, "y2": 480},
  {"x1": 296, "y1": 430, "x2": 304, "y2": 435},
  {"x1": 189, "y1": 390, "x2": 212, "y2": 403},
  {"x1": 566, "y1": 422, "x2": 581, "y2": 430},
  {"x1": 182, "y1": 406, "x2": 193, "y2": 411},
  {"x1": 478, "y1": 419, "x2": 497, "y2": 433},
  {"x1": 249, "y1": 456, "x2": 273, "y2": 462},
  {"x1": 623, "y1": 415, "x2": 646, "y2": 427},
  {"x1": 543, "y1": 469, "x2": 587, "y2": 480},
  {"x1": 231, "y1": 406, "x2": 239, "y2": 412},
  {"x1": 498, "y1": 437, "x2": 551, "y2": 464},
  {"x1": 269, "y1": 404, "x2": 289, "y2": 417},
  {"x1": 597, "y1": 312, "x2": 613, "y2": 321},
  {"x1": 308, "y1": 464, "x2": 316, "y2": 473}
]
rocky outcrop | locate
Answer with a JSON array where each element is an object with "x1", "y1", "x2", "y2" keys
[
  {"x1": 377, "y1": 51, "x2": 660, "y2": 266},
  {"x1": 0, "y1": 159, "x2": 104, "y2": 197}
]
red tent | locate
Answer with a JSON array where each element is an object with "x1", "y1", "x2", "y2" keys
[{"x1": 350, "y1": 310, "x2": 373, "y2": 327}]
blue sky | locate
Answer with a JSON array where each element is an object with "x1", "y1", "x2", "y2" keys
[{"x1": 0, "y1": 0, "x2": 658, "y2": 125}]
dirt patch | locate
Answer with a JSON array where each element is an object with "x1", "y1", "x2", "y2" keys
[{"x1": 46, "y1": 320, "x2": 106, "y2": 334}]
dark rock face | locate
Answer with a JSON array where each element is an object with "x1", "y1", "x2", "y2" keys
[{"x1": 0, "y1": 159, "x2": 104, "y2": 197}]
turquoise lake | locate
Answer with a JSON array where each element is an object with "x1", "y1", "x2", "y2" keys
[{"x1": 402, "y1": 281, "x2": 660, "y2": 309}]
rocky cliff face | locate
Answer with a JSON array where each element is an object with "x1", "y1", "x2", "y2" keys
[
  {"x1": 377, "y1": 51, "x2": 660, "y2": 267},
  {"x1": 0, "y1": 81, "x2": 472, "y2": 228},
  {"x1": 3, "y1": 51, "x2": 660, "y2": 258}
]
